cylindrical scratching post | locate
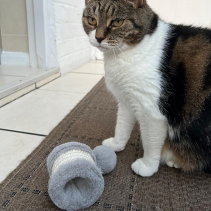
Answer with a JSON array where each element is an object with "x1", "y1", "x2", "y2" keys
[{"x1": 47, "y1": 142, "x2": 116, "y2": 211}]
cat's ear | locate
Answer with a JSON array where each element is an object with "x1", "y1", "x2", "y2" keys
[
  {"x1": 125, "y1": 0, "x2": 146, "y2": 8},
  {"x1": 85, "y1": 0, "x2": 92, "y2": 5}
]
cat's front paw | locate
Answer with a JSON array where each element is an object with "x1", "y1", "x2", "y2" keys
[
  {"x1": 102, "y1": 138, "x2": 125, "y2": 152},
  {"x1": 131, "y1": 159, "x2": 158, "y2": 177}
]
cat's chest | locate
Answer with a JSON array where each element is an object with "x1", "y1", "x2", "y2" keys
[
  {"x1": 103, "y1": 20, "x2": 170, "y2": 119},
  {"x1": 104, "y1": 55, "x2": 163, "y2": 119}
]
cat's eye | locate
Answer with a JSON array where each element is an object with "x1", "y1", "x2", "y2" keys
[
  {"x1": 112, "y1": 19, "x2": 124, "y2": 27},
  {"x1": 88, "y1": 17, "x2": 97, "y2": 26}
]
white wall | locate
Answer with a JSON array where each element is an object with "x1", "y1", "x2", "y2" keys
[
  {"x1": 32, "y1": 0, "x2": 59, "y2": 69},
  {"x1": 53, "y1": 0, "x2": 92, "y2": 74},
  {"x1": 147, "y1": 0, "x2": 211, "y2": 28}
]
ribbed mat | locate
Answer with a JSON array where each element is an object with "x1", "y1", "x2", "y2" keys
[{"x1": 1, "y1": 78, "x2": 211, "y2": 211}]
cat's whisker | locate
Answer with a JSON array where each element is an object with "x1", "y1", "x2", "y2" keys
[
  {"x1": 114, "y1": 47, "x2": 119, "y2": 60},
  {"x1": 116, "y1": 46, "x2": 123, "y2": 54},
  {"x1": 111, "y1": 47, "x2": 115, "y2": 59},
  {"x1": 79, "y1": 39, "x2": 91, "y2": 47},
  {"x1": 116, "y1": 45, "x2": 125, "y2": 57},
  {"x1": 80, "y1": 41, "x2": 90, "y2": 46},
  {"x1": 112, "y1": 46, "x2": 117, "y2": 61}
]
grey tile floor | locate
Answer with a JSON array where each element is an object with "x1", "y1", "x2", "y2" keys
[{"x1": 0, "y1": 61, "x2": 104, "y2": 183}]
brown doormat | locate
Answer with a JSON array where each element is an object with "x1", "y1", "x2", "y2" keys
[{"x1": 1, "y1": 78, "x2": 211, "y2": 211}]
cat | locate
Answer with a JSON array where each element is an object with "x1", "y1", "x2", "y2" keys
[{"x1": 82, "y1": 0, "x2": 211, "y2": 177}]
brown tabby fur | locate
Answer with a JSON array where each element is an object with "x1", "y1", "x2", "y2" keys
[{"x1": 83, "y1": 0, "x2": 156, "y2": 45}]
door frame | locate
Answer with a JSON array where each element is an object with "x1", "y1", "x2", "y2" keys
[{"x1": 26, "y1": 0, "x2": 59, "y2": 69}]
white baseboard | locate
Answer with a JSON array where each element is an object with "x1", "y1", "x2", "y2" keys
[{"x1": 1, "y1": 51, "x2": 30, "y2": 66}]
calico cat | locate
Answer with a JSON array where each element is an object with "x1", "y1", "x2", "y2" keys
[{"x1": 82, "y1": 0, "x2": 211, "y2": 177}]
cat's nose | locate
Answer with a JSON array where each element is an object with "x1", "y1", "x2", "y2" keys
[{"x1": 96, "y1": 37, "x2": 104, "y2": 43}]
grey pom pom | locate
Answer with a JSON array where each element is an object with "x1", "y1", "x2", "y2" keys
[{"x1": 93, "y1": 145, "x2": 117, "y2": 174}]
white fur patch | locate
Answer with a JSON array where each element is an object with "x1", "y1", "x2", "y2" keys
[
  {"x1": 101, "y1": 20, "x2": 172, "y2": 177},
  {"x1": 104, "y1": 20, "x2": 171, "y2": 121}
]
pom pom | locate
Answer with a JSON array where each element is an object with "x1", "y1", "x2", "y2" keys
[{"x1": 93, "y1": 146, "x2": 117, "y2": 174}]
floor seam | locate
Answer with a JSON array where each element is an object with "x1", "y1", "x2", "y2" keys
[
  {"x1": 0, "y1": 128, "x2": 47, "y2": 137},
  {"x1": 38, "y1": 89, "x2": 90, "y2": 95}
]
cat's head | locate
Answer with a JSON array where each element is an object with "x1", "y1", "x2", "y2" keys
[{"x1": 82, "y1": 0, "x2": 155, "y2": 52}]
